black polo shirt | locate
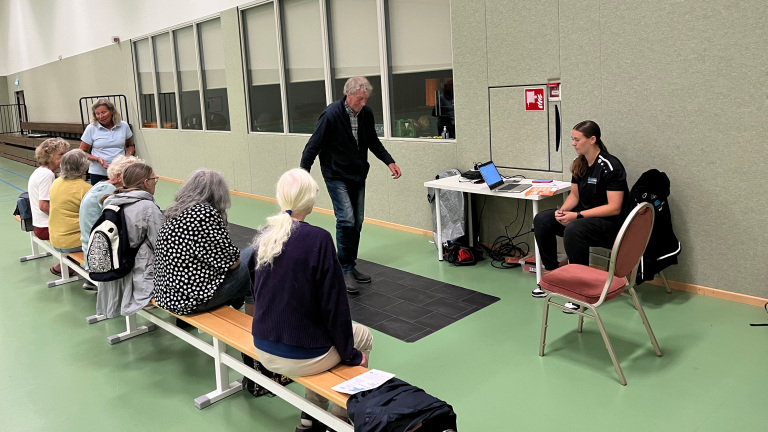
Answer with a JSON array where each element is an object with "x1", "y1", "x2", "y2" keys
[{"x1": 571, "y1": 151, "x2": 629, "y2": 224}]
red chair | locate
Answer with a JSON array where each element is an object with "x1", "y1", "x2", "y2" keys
[{"x1": 538, "y1": 203, "x2": 662, "y2": 385}]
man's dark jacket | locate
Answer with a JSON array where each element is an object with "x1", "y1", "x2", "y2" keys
[{"x1": 300, "y1": 96, "x2": 395, "y2": 183}]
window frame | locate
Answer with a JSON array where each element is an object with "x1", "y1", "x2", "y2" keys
[{"x1": 131, "y1": 13, "x2": 231, "y2": 133}]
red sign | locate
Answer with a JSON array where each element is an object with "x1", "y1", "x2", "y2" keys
[{"x1": 525, "y1": 88, "x2": 545, "y2": 111}]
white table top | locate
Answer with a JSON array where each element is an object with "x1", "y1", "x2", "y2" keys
[{"x1": 424, "y1": 175, "x2": 571, "y2": 200}]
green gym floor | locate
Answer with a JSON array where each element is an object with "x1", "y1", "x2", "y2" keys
[{"x1": 1, "y1": 157, "x2": 766, "y2": 432}]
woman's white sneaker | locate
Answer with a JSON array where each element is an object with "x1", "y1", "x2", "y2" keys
[{"x1": 531, "y1": 285, "x2": 547, "y2": 298}]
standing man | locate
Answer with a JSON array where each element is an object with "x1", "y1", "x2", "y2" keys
[{"x1": 301, "y1": 77, "x2": 402, "y2": 294}]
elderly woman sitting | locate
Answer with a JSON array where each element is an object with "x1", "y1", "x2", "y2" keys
[
  {"x1": 49, "y1": 149, "x2": 92, "y2": 255},
  {"x1": 153, "y1": 169, "x2": 253, "y2": 317},
  {"x1": 27, "y1": 137, "x2": 70, "y2": 276}
]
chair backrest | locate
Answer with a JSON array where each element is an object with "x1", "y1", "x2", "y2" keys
[{"x1": 608, "y1": 203, "x2": 655, "y2": 279}]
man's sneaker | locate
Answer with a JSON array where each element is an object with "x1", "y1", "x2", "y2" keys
[
  {"x1": 563, "y1": 302, "x2": 580, "y2": 314},
  {"x1": 344, "y1": 273, "x2": 360, "y2": 294},
  {"x1": 82, "y1": 282, "x2": 97, "y2": 291},
  {"x1": 296, "y1": 411, "x2": 326, "y2": 432},
  {"x1": 531, "y1": 284, "x2": 547, "y2": 298},
  {"x1": 350, "y1": 268, "x2": 371, "y2": 283}
]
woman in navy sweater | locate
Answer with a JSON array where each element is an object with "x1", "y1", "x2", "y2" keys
[{"x1": 249, "y1": 168, "x2": 372, "y2": 431}]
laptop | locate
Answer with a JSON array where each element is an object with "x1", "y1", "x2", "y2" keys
[{"x1": 477, "y1": 161, "x2": 530, "y2": 193}]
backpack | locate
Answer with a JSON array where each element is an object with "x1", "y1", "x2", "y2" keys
[
  {"x1": 86, "y1": 204, "x2": 139, "y2": 281},
  {"x1": 443, "y1": 241, "x2": 483, "y2": 266}
]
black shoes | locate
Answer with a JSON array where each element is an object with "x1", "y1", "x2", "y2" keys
[
  {"x1": 344, "y1": 273, "x2": 360, "y2": 294},
  {"x1": 350, "y1": 268, "x2": 371, "y2": 283},
  {"x1": 296, "y1": 412, "x2": 327, "y2": 432}
]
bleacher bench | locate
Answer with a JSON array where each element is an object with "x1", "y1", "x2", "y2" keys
[{"x1": 107, "y1": 301, "x2": 363, "y2": 431}]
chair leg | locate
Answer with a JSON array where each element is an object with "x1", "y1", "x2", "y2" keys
[
  {"x1": 659, "y1": 271, "x2": 672, "y2": 294},
  {"x1": 590, "y1": 305, "x2": 627, "y2": 386},
  {"x1": 628, "y1": 288, "x2": 663, "y2": 357},
  {"x1": 539, "y1": 296, "x2": 551, "y2": 356},
  {"x1": 577, "y1": 314, "x2": 584, "y2": 333}
]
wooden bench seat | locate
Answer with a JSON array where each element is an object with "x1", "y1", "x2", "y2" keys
[
  {"x1": 108, "y1": 300, "x2": 362, "y2": 431},
  {"x1": 21, "y1": 121, "x2": 84, "y2": 135},
  {"x1": 1, "y1": 134, "x2": 81, "y2": 167}
]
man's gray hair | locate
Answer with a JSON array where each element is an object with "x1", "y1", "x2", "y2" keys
[
  {"x1": 59, "y1": 149, "x2": 89, "y2": 179},
  {"x1": 344, "y1": 76, "x2": 373, "y2": 96},
  {"x1": 163, "y1": 168, "x2": 232, "y2": 223}
]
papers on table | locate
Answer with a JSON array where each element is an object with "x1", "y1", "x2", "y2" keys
[
  {"x1": 331, "y1": 369, "x2": 395, "y2": 395},
  {"x1": 552, "y1": 180, "x2": 572, "y2": 189}
]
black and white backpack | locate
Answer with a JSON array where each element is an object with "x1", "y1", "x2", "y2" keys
[{"x1": 87, "y1": 204, "x2": 138, "y2": 281}]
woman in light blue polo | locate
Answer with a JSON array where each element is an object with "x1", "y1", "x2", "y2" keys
[{"x1": 80, "y1": 98, "x2": 135, "y2": 185}]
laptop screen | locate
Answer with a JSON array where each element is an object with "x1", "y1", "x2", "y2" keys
[{"x1": 478, "y1": 161, "x2": 503, "y2": 188}]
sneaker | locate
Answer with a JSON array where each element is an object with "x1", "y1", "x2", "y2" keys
[
  {"x1": 82, "y1": 282, "x2": 97, "y2": 291},
  {"x1": 350, "y1": 267, "x2": 371, "y2": 283},
  {"x1": 344, "y1": 272, "x2": 360, "y2": 294},
  {"x1": 296, "y1": 412, "x2": 326, "y2": 432},
  {"x1": 563, "y1": 302, "x2": 580, "y2": 314},
  {"x1": 531, "y1": 284, "x2": 547, "y2": 298}
]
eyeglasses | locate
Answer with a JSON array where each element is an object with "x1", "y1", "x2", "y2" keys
[{"x1": 146, "y1": 177, "x2": 159, "y2": 183}]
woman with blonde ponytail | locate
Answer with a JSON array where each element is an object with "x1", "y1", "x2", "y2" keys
[
  {"x1": 531, "y1": 121, "x2": 631, "y2": 311},
  {"x1": 249, "y1": 168, "x2": 373, "y2": 431}
]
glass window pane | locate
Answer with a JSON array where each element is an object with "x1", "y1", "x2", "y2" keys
[
  {"x1": 152, "y1": 33, "x2": 178, "y2": 129},
  {"x1": 329, "y1": 0, "x2": 383, "y2": 137},
  {"x1": 242, "y1": 4, "x2": 284, "y2": 133},
  {"x1": 198, "y1": 18, "x2": 231, "y2": 131},
  {"x1": 174, "y1": 26, "x2": 203, "y2": 130},
  {"x1": 134, "y1": 38, "x2": 157, "y2": 128},
  {"x1": 282, "y1": 0, "x2": 326, "y2": 134},
  {"x1": 388, "y1": 0, "x2": 454, "y2": 139}
]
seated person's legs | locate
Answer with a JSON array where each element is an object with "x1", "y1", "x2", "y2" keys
[
  {"x1": 533, "y1": 208, "x2": 567, "y2": 271},
  {"x1": 562, "y1": 218, "x2": 622, "y2": 266},
  {"x1": 189, "y1": 247, "x2": 254, "y2": 314}
]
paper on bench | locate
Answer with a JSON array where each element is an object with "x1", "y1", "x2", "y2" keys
[{"x1": 331, "y1": 369, "x2": 395, "y2": 395}]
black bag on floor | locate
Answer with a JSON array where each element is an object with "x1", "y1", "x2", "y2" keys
[
  {"x1": 443, "y1": 240, "x2": 483, "y2": 266},
  {"x1": 241, "y1": 354, "x2": 293, "y2": 397}
]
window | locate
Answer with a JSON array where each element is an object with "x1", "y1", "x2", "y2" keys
[
  {"x1": 282, "y1": 0, "x2": 327, "y2": 134},
  {"x1": 134, "y1": 38, "x2": 157, "y2": 128},
  {"x1": 328, "y1": 0, "x2": 384, "y2": 137},
  {"x1": 152, "y1": 33, "x2": 178, "y2": 129},
  {"x1": 198, "y1": 18, "x2": 231, "y2": 131},
  {"x1": 174, "y1": 26, "x2": 203, "y2": 130},
  {"x1": 242, "y1": 4, "x2": 284, "y2": 133},
  {"x1": 387, "y1": 0, "x2": 454, "y2": 139}
]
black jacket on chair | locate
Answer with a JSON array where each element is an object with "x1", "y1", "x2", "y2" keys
[
  {"x1": 630, "y1": 169, "x2": 682, "y2": 284},
  {"x1": 347, "y1": 377, "x2": 458, "y2": 432}
]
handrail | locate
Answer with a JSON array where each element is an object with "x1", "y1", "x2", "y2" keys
[{"x1": 0, "y1": 103, "x2": 28, "y2": 134}]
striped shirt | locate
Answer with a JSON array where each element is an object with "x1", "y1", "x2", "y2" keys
[{"x1": 344, "y1": 101, "x2": 359, "y2": 146}]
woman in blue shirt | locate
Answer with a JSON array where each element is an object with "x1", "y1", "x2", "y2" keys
[{"x1": 80, "y1": 98, "x2": 134, "y2": 185}]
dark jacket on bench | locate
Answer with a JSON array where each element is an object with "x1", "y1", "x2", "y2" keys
[{"x1": 248, "y1": 221, "x2": 362, "y2": 366}]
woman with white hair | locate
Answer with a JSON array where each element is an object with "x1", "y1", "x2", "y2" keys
[
  {"x1": 80, "y1": 98, "x2": 134, "y2": 185},
  {"x1": 153, "y1": 169, "x2": 253, "y2": 317},
  {"x1": 48, "y1": 149, "x2": 92, "y2": 254},
  {"x1": 249, "y1": 168, "x2": 373, "y2": 431}
]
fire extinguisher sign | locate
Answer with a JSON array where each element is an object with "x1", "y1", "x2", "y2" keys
[{"x1": 525, "y1": 88, "x2": 545, "y2": 111}]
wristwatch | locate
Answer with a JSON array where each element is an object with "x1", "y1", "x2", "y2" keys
[{"x1": 576, "y1": 211, "x2": 584, "y2": 219}]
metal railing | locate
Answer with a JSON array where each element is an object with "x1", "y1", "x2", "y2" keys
[
  {"x1": 79, "y1": 95, "x2": 130, "y2": 129},
  {"x1": 0, "y1": 103, "x2": 28, "y2": 134}
]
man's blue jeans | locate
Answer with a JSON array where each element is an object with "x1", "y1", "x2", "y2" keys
[{"x1": 324, "y1": 179, "x2": 365, "y2": 273}]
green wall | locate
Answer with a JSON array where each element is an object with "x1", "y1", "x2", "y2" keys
[
  {"x1": 0, "y1": 77, "x2": 8, "y2": 105},
  {"x1": 5, "y1": 2, "x2": 768, "y2": 298}
]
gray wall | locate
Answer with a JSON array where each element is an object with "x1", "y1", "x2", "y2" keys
[
  {"x1": 4, "y1": 1, "x2": 768, "y2": 298},
  {"x1": 453, "y1": 0, "x2": 768, "y2": 297},
  {"x1": 0, "y1": 77, "x2": 8, "y2": 104}
]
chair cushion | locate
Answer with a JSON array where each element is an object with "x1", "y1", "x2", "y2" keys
[{"x1": 539, "y1": 264, "x2": 627, "y2": 304}]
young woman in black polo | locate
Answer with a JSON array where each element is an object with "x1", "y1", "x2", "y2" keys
[{"x1": 531, "y1": 120, "x2": 630, "y2": 310}]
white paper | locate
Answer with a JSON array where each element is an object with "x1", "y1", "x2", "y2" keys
[
  {"x1": 331, "y1": 369, "x2": 395, "y2": 395},
  {"x1": 553, "y1": 180, "x2": 572, "y2": 189}
]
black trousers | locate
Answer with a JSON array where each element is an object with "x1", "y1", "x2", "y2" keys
[{"x1": 533, "y1": 208, "x2": 622, "y2": 270}]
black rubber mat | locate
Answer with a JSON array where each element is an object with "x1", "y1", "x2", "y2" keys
[{"x1": 228, "y1": 223, "x2": 499, "y2": 342}]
